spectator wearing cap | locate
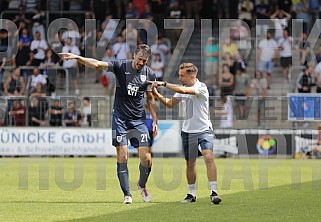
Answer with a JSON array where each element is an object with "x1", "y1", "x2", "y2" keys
[
  {"x1": 204, "y1": 37, "x2": 219, "y2": 85},
  {"x1": 63, "y1": 101, "x2": 82, "y2": 127}
]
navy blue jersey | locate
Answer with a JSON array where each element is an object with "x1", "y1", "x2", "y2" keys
[{"x1": 107, "y1": 60, "x2": 156, "y2": 120}]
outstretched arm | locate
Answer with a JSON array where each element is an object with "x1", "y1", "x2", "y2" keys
[
  {"x1": 149, "y1": 81, "x2": 196, "y2": 95},
  {"x1": 59, "y1": 52, "x2": 110, "y2": 70}
]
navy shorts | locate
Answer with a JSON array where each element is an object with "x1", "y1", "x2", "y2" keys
[
  {"x1": 112, "y1": 115, "x2": 151, "y2": 148},
  {"x1": 181, "y1": 129, "x2": 214, "y2": 160}
]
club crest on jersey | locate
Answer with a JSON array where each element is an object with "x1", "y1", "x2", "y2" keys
[
  {"x1": 116, "y1": 135, "x2": 122, "y2": 142},
  {"x1": 140, "y1": 75, "x2": 146, "y2": 82}
]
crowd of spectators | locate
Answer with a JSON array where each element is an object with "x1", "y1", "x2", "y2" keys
[{"x1": 1, "y1": 0, "x2": 321, "y2": 128}]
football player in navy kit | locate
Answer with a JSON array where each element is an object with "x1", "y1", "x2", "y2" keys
[{"x1": 60, "y1": 44, "x2": 158, "y2": 204}]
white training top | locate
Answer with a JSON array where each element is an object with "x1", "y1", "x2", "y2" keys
[
  {"x1": 259, "y1": 38, "x2": 278, "y2": 62},
  {"x1": 173, "y1": 80, "x2": 213, "y2": 133},
  {"x1": 278, "y1": 36, "x2": 293, "y2": 57}
]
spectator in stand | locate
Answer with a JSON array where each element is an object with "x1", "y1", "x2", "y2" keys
[
  {"x1": 101, "y1": 15, "x2": 118, "y2": 41},
  {"x1": 222, "y1": 39, "x2": 239, "y2": 62},
  {"x1": 140, "y1": 3, "x2": 153, "y2": 20},
  {"x1": 63, "y1": 100, "x2": 82, "y2": 127},
  {"x1": 125, "y1": 2, "x2": 139, "y2": 19},
  {"x1": 316, "y1": 45, "x2": 321, "y2": 64},
  {"x1": 234, "y1": 61, "x2": 250, "y2": 118},
  {"x1": 222, "y1": 52, "x2": 238, "y2": 75},
  {"x1": 40, "y1": 49, "x2": 60, "y2": 76},
  {"x1": 278, "y1": 29, "x2": 293, "y2": 83},
  {"x1": 94, "y1": 30, "x2": 109, "y2": 62},
  {"x1": 230, "y1": 20, "x2": 251, "y2": 59},
  {"x1": 219, "y1": 64, "x2": 234, "y2": 97},
  {"x1": 23, "y1": 0, "x2": 39, "y2": 12},
  {"x1": 255, "y1": 0, "x2": 270, "y2": 37},
  {"x1": 309, "y1": 0, "x2": 320, "y2": 31},
  {"x1": 138, "y1": 19, "x2": 157, "y2": 45},
  {"x1": 185, "y1": 0, "x2": 200, "y2": 26},
  {"x1": 61, "y1": 22, "x2": 81, "y2": 46},
  {"x1": 31, "y1": 7, "x2": 45, "y2": 40},
  {"x1": 30, "y1": 82, "x2": 47, "y2": 97},
  {"x1": 150, "y1": 37, "x2": 170, "y2": 64},
  {"x1": 3, "y1": 68, "x2": 26, "y2": 96},
  {"x1": 61, "y1": 37, "x2": 81, "y2": 95},
  {"x1": 81, "y1": 97, "x2": 92, "y2": 127},
  {"x1": 122, "y1": 22, "x2": 138, "y2": 54},
  {"x1": 297, "y1": 65, "x2": 312, "y2": 93},
  {"x1": 166, "y1": 1, "x2": 185, "y2": 45},
  {"x1": 277, "y1": 0, "x2": 292, "y2": 13},
  {"x1": 150, "y1": 0, "x2": 166, "y2": 35},
  {"x1": 237, "y1": 0, "x2": 254, "y2": 28},
  {"x1": 247, "y1": 70, "x2": 268, "y2": 127},
  {"x1": 13, "y1": 4, "x2": 31, "y2": 25},
  {"x1": 48, "y1": 99, "x2": 64, "y2": 127},
  {"x1": 270, "y1": 9, "x2": 291, "y2": 41},
  {"x1": 115, "y1": 0, "x2": 129, "y2": 18},
  {"x1": 257, "y1": 30, "x2": 278, "y2": 88},
  {"x1": 8, "y1": 100, "x2": 25, "y2": 126},
  {"x1": 30, "y1": 31, "x2": 48, "y2": 66},
  {"x1": 29, "y1": 97, "x2": 46, "y2": 126},
  {"x1": 14, "y1": 27, "x2": 32, "y2": 76},
  {"x1": 30, "y1": 67, "x2": 47, "y2": 90},
  {"x1": 100, "y1": 47, "x2": 117, "y2": 96},
  {"x1": 46, "y1": 0, "x2": 62, "y2": 11},
  {"x1": 293, "y1": 0, "x2": 311, "y2": 33},
  {"x1": 0, "y1": 57, "x2": 6, "y2": 96},
  {"x1": 295, "y1": 32, "x2": 311, "y2": 66},
  {"x1": 49, "y1": 33, "x2": 63, "y2": 64},
  {"x1": 296, "y1": 65, "x2": 312, "y2": 128},
  {"x1": 314, "y1": 61, "x2": 321, "y2": 93},
  {"x1": 204, "y1": 37, "x2": 219, "y2": 85},
  {"x1": 69, "y1": 0, "x2": 83, "y2": 10},
  {"x1": 151, "y1": 52, "x2": 164, "y2": 81},
  {"x1": 112, "y1": 34, "x2": 131, "y2": 61}
]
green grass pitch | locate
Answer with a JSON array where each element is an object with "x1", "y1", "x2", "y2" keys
[{"x1": 0, "y1": 157, "x2": 320, "y2": 222}]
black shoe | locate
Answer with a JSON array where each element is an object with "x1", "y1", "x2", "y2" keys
[
  {"x1": 181, "y1": 194, "x2": 196, "y2": 203},
  {"x1": 94, "y1": 79, "x2": 99, "y2": 83},
  {"x1": 210, "y1": 191, "x2": 221, "y2": 205}
]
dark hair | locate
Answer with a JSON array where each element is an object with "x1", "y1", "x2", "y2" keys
[
  {"x1": 179, "y1": 63, "x2": 198, "y2": 74},
  {"x1": 134, "y1": 44, "x2": 151, "y2": 57}
]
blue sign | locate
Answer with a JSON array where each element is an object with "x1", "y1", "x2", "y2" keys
[{"x1": 288, "y1": 93, "x2": 321, "y2": 121}]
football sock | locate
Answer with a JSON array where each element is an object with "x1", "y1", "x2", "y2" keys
[
  {"x1": 117, "y1": 162, "x2": 131, "y2": 196},
  {"x1": 138, "y1": 163, "x2": 151, "y2": 188},
  {"x1": 209, "y1": 181, "x2": 218, "y2": 194},
  {"x1": 188, "y1": 183, "x2": 196, "y2": 197}
]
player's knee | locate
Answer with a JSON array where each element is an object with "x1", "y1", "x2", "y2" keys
[{"x1": 203, "y1": 153, "x2": 214, "y2": 165}]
